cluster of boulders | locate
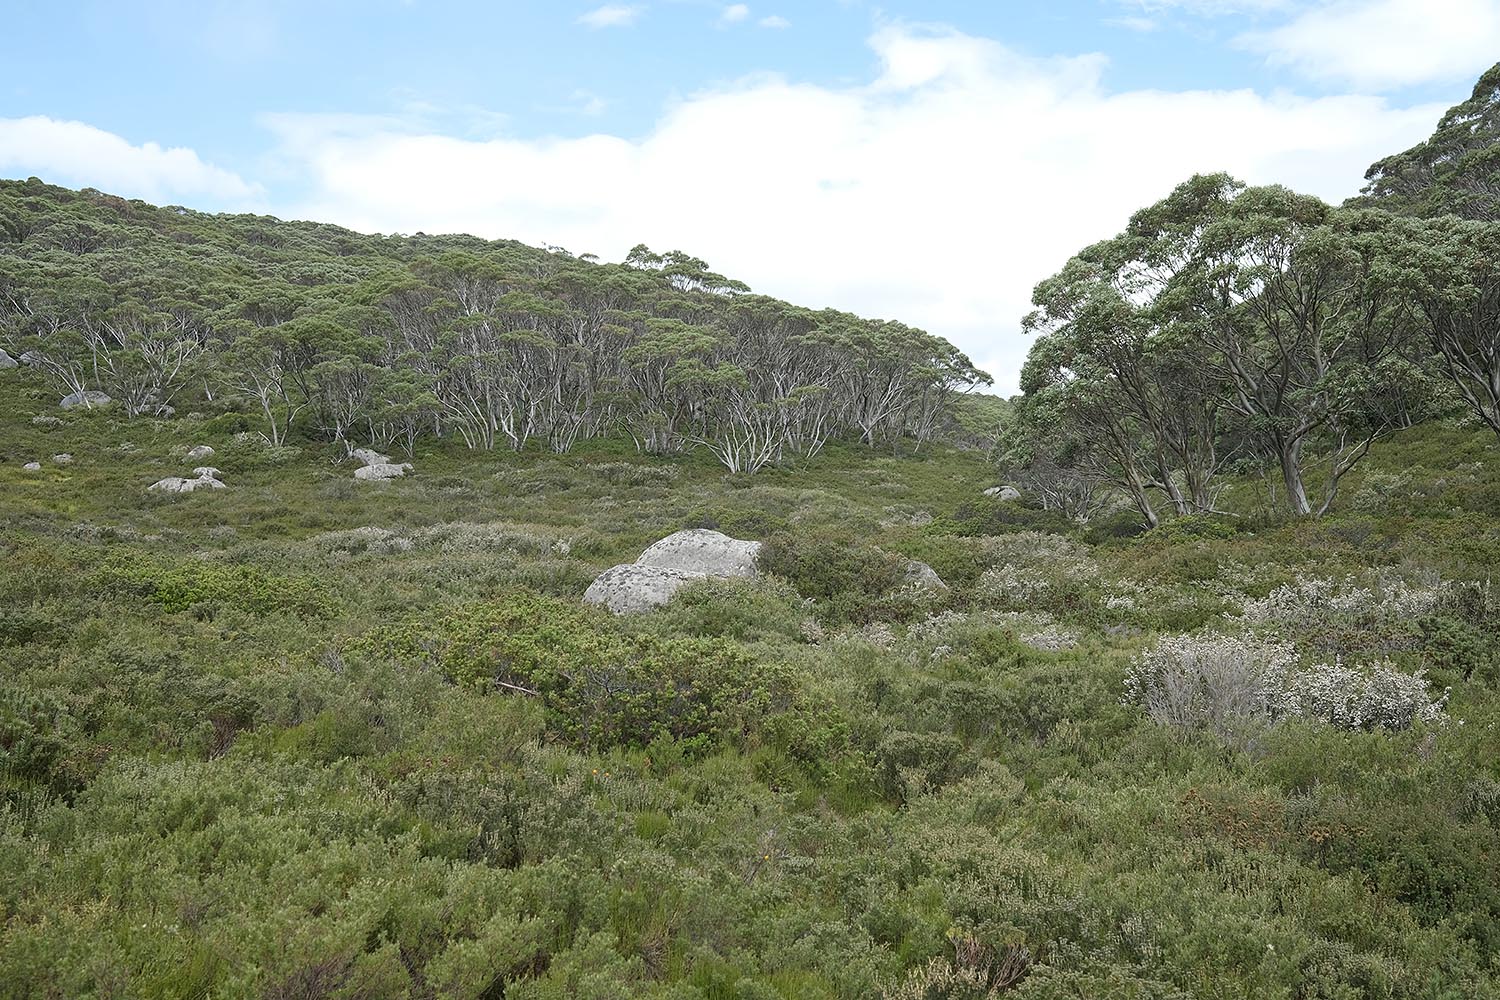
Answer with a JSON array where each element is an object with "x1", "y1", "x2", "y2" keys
[
  {"x1": 351, "y1": 447, "x2": 413, "y2": 481},
  {"x1": 584, "y1": 529, "x2": 762, "y2": 614},
  {"x1": 149, "y1": 466, "x2": 227, "y2": 494},
  {"x1": 20, "y1": 453, "x2": 72, "y2": 471}
]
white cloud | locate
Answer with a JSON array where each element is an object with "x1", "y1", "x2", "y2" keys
[
  {"x1": 576, "y1": 4, "x2": 641, "y2": 28},
  {"x1": 759, "y1": 14, "x2": 790, "y2": 28},
  {"x1": 719, "y1": 4, "x2": 751, "y2": 25},
  {"x1": 264, "y1": 23, "x2": 1440, "y2": 394},
  {"x1": 0, "y1": 116, "x2": 262, "y2": 206},
  {"x1": 1240, "y1": 0, "x2": 1500, "y2": 89},
  {"x1": 1117, "y1": 0, "x2": 1290, "y2": 13}
]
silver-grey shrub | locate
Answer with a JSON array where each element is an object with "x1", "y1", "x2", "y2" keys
[{"x1": 1125, "y1": 633, "x2": 1447, "y2": 739}]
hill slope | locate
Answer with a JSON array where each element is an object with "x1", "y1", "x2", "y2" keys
[{"x1": 3, "y1": 354, "x2": 1500, "y2": 995}]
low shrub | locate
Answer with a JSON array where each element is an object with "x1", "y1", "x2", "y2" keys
[
  {"x1": 358, "y1": 590, "x2": 804, "y2": 753},
  {"x1": 1125, "y1": 633, "x2": 1448, "y2": 740},
  {"x1": 759, "y1": 531, "x2": 911, "y2": 624}
]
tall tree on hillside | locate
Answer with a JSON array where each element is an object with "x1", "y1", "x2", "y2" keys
[
  {"x1": 1358, "y1": 62, "x2": 1500, "y2": 221},
  {"x1": 1380, "y1": 215, "x2": 1500, "y2": 437},
  {"x1": 1143, "y1": 177, "x2": 1406, "y2": 515},
  {"x1": 1026, "y1": 235, "x2": 1228, "y2": 517}
]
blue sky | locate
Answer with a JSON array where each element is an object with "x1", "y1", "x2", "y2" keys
[{"x1": 3, "y1": 0, "x2": 1496, "y2": 391}]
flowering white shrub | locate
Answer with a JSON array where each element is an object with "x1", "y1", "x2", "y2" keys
[
  {"x1": 1348, "y1": 469, "x2": 1416, "y2": 513},
  {"x1": 1125, "y1": 632, "x2": 1447, "y2": 737},
  {"x1": 1124, "y1": 634, "x2": 1294, "y2": 737},
  {"x1": 1018, "y1": 625, "x2": 1081, "y2": 652},
  {"x1": 1239, "y1": 574, "x2": 1441, "y2": 654},
  {"x1": 308, "y1": 526, "x2": 414, "y2": 556},
  {"x1": 905, "y1": 610, "x2": 971, "y2": 642},
  {"x1": 974, "y1": 564, "x2": 1053, "y2": 609},
  {"x1": 1272, "y1": 659, "x2": 1449, "y2": 731},
  {"x1": 407, "y1": 521, "x2": 568, "y2": 556},
  {"x1": 978, "y1": 531, "x2": 1096, "y2": 574}
]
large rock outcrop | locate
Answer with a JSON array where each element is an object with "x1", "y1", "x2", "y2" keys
[
  {"x1": 584, "y1": 528, "x2": 763, "y2": 614},
  {"x1": 0, "y1": 348, "x2": 16, "y2": 369}
]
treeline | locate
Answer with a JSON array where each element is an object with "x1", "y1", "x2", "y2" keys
[
  {"x1": 0, "y1": 180, "x2": 989, "y2": 472},
  {"x1": 1006, "y1": 62, "x2": 1500, "y2": 523}
]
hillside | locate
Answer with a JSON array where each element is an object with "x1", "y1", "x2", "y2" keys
[
  {"x1": 0, "y1": 179, "x2": 990, "y2": 473},
  {"x1": 4, "y1": 340, "x2": 1500, "y2": 996}
]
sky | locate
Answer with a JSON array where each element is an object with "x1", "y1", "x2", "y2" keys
[{"x1": 2, "y1": 1, "x2": 1495, "y2": 393}]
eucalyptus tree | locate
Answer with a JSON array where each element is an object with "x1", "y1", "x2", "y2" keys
[
  {"x1": 1380, "y1": 215, "x2": 1500, "y2": 437},
  {"x1": 1018, "y1": 329, "x2": 1165, "y2": 526},
  {"x1": 1358, "y1": 62, "x2": 1500, "y2": 221},
  {"x1": 1139, "y1": 176, "x2": 1405, "y2": 515},
  {"x1": 1025, "y1": 231, "x2": 1227, "y2": 516}
]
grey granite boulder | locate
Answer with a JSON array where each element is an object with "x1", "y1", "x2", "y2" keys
[
  {"x1": 983, "y1": 485, "x2": 1021, "y2": 501},
  {"x1": 51, "y1": 453, "x2": 73, "y2": 465},
  {"x1": 903, "y1": 559, "x2": 949, "y2": 591},
  {"x1": 351, "y1": 447, "x2": 391, "y2": 466},
  {"x1": 635, "y1": 529, "x2": 762, "y2": 578},
  {"x1": 149, "y1": 467, "x2": 226, "y2": 493},
  {"x1": 185, "y1": 444, "x2": 215, "y2": 461},
  {"x1": 0, "y1": 348, "x2": 16, "y2": 369},
  {"x1": 584, "y1": 528, "x2": 763, "y2": 614},
  {"x1": 583, "y1": 564, "x2": 704, "y2": 615},
  {"x1": 354, "y1": 462, "x2": 412, "y2": 481},
  {"x1": 23, "y1": 461, "x2": 41, "y2": 471},
  {"x1": 60, "y1": 390, "x2": 112, "y2": 410}
]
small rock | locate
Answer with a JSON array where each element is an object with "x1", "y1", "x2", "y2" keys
[
  {"x1": 185, "y1": 445, "x2": 215, "y2": 461},
  {"x1": 583, "y1": 564, "x2": 704, "y2": 614},
  {"x1": 903, "y1": 559, "x2": 949, "y2": 591},
  {"x1": 23, "y1": 461, "x2": 41, "y2": 471},
  {"x1": 60, "y1": 390, "x2": 112, "y2": 410},
  {"x1": 983, "y1": 485, "x2": 1021, "y2": 501},
  {"x1": 354, "y1": 462, "x2": 412, "y2": 481},
  {"x1": 192, "y1": 466, "x2": 222, "y2": 479},
  {"x1": 351, "y1": 447, "x2": 391, "y2": 467},
  {"x1": 19, "y1": 351, "x2": 43, "y2": 368},
  {"x1": 51, "y1": 453, "x2": 73, "y2": 465},
  {"x1": 0, "y1": 348, "x2": 16, "y2": 369},
  {"x1": 635, "y1": 529, "x2": 762, "y2": 578},
  {"x1": 30, "y1": 415, "x2": 62, "y2": 428}
]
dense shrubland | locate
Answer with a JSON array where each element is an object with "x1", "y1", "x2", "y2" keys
[
  {"x1": 0, "y1": 181, "x2": 990, "y2": 474},
  {"x1": 3, "y1": 362, "x2": 1500, "y2": 996}
]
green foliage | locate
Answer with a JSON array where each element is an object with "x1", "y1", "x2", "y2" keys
[
  {"x1": 361, "y1": 590, "x2": 805, "y2": 753},
  {"x1": 758, "y1": 530, "x2": 917, "y2": 624},
  {"x1": 95, "y1": 551, "x2": 335, "y2": 618}
]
